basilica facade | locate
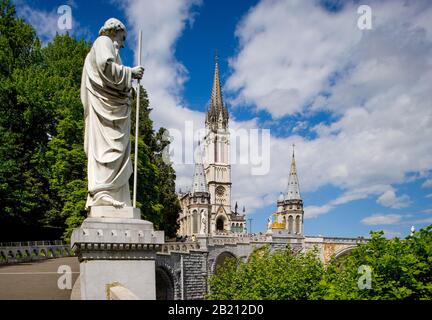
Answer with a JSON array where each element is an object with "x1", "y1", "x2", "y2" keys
[{"x1": 177, "y1": 60, "x2": 247, "y2": 237}]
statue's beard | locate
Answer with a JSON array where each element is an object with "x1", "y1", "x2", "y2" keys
[{"x1": 113, "y1": 41, "x2": 124, "y2": 49}]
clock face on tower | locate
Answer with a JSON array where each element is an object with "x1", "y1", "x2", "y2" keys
[{"x1": 215, "y1": 186, "x2": 225, "y2": 197}]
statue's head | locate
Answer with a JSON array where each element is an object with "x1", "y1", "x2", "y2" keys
[{"x1": 99, "y1": 18, "x2": 127, "y2": 48}]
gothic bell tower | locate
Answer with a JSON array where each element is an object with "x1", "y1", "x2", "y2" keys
[
  {"x1": 203, "y1": 56, "x2": 232, "y2": 233},
  {"x1": 272, "y1": 145, "x2": 304, "y2": 236}
]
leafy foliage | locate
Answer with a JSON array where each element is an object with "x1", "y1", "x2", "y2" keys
[
  {"x1": 208, "y1": 245, "x2": 324, "y2": 300},
  {"x1": 131, "y1": 88, "x2": 181, "y2": 238},
  {"x1": 0, "y1": 0, "x2": 180, "y2": 241},
  {"x1": 316, "y1": 226, "x2": 432, "y2": 300},
  {"x1": 208, "y1": 225, "x2": 432, "y2": 300}
]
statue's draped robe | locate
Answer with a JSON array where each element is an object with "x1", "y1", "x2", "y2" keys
[{"x1": 81, "y1": 35, "x2": 133, "y2": 209}]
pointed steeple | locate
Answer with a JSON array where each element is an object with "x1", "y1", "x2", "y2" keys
[
  {"x1": 286, "y1": 144, "x2": 301, "y2": 200},
  {"x1": 211, "y1": 53, "x2": 223, "y2": 108},
  {"x1": 192, "y1": 144, "x2": 208, "y2": 193},
  {"x1": 206, "y1": 53, "x2": 229, "y2": 131}
]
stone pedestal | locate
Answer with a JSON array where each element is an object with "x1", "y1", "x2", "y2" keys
[
  {"x1": 71, "y1": 207, "x2": 164, "y2": 300},
  {"x1": 88, "y1": 206, "x2": 141, "y2": 219}
]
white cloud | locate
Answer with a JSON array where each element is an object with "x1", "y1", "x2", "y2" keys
[
  {"x1": 361, "y1": 214, "x2": 403, "y2": 226},
  {"x1": 377, "y1": 189, "x2": 411, "y2": 209},
  {"x1": 119, "y1": 0, "x2": 208, "y2": 191},
  {"x1": 381, "y1": 230, "x2": 402, "y2": 239},
  {"x1": 227, "y1": 0, "x2": 361, "y2": 117},
  {"x1": 15, "y1": 0, "x2": 89, "y2": 43},
  {"x1": 118, "y1": 0, "x2": 432, "y2": 226},
  {"x1": 413, "y1": 217, "x2": 432, "y2": 224},
  {"x1": 426, "y1": 194, "x2": 432, "y2": 199},
  {"x1": 422, "y1": 179, "x2": 432, "y2": 188},
  {"x1": 422, "y1": 209, "x2": 432, "y2": 214},
  {"x1": 304, "y1": 204, "x2": 332, "y2": 219},
  {"x1": 304, "y1": 184, "x2": 389, "y2": 219},
  {"x1": 119, "y1": 0, "x2": 203, "y2": 128},
  {"x1": 223, "y1": 0, "x2": 432, "y2": 220}
]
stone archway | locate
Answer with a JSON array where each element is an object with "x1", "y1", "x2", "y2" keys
[
  {"x1": 213, "y1": 251, "x2": 237, "y2": 274},
  {"x1": 156, "y1": 267, "x2": 174, "y2": 300},
  {"x1": 334, "y1": 246, "x2": 356, "y2": 260}
]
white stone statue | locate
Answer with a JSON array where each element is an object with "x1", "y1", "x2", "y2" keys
[
  {"x1": 81, "y1": 18, "x2": 144, "y2": 210},
  {"x1": 277, "y1": 214, "x2": 283, "y2": 224},
  {"x1": 200, "y1": 210, "x2": 207, "y2": 234},
  {"x1": 267, "y1": 216, "x2": 272, "y2": 230}
]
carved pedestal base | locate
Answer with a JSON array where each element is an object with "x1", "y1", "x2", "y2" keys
[{"x1": 71, "y1": 212, "x2": 164, "y2": 300}]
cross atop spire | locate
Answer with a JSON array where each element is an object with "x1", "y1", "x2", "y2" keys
[
  {"x1": 206, "y1": 53, "x2": 229, "y2": 131},
  {"x1": 285, "y1": 147, "x2": 301, "y2": 200}
]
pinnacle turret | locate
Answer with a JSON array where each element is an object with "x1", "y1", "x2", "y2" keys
[
  {"x1": 285, "y1": 145, "x2": 301, "y2": 200},
  {"x1": 192, "y1": 146, "x2": 208, "y2": 193}
]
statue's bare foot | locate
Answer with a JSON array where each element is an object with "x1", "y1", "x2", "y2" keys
[
  {"x1": 111, "y1": 199, "x2": 125, "y2": 209},
  {"x1": 98, "y1": 196, "x2": 125, "y2": 208}
]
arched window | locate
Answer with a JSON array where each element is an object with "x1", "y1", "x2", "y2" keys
[
  {"x1": 295, "y1": 216, "x2": 301, "y2": 234},
  {"x1": 288, "y1": 215, "x2": 294, "y2": 234},
  {"x1": 216, "y1": 217, "x2": 224, "y2": 231},
  {"x1": 192, "y1": 210, "x2": 198, "y2": 234}
]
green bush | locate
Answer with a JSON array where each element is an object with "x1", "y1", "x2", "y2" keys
[{"x1": 208, "y1": 225, "x2": 432, "y2": 300}]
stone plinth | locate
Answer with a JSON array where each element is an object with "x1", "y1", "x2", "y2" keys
[
  {"x1": 71, "y1": 208, "x2": 164, "y2": 300},
  {"x1": 88, "y1": 206, "x2": 141, "y2": 219}
]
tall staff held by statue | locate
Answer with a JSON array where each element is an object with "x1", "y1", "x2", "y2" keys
[{"x1": 133, "y1": 30, "x2": 142, "y2": 208}]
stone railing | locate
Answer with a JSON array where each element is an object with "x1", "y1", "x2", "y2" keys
[
  {"x1": 0, "y1": 240, "x2": 66, "y2": 247},
  {"x1": 209, "y1": 234, "x2": 269, "y2": 246},
  {"x1": 0, "y1": 240, "x2": 72, "y2": 264},
  {"x1": 323, "y1": 236, "x2": 367, "y2": 244},
  {"x1": 160, "y1": 242, "x2": 201, "y2": 254}
]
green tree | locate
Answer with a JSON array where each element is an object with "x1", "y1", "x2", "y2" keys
[
  {"x1": 39, "y1": 35, "x2": 90, "y2": 240},
  {"x1": 0, "y1": 0, "x2": 49, "y2": 240},
  {"x1": 317, "y1": 225, "x2": 432, "y2": 300},
  {"x1": 207, "y1": 245, "x2": 324, "y2": 300},
  {"x1": 0, "y1": 1, "x2": 180, "y2": 241},
  {"x1": 131, "y1": 87, "x2": 180, "y2": 238},
  {"x1": 208, "y1": 225, "x2": 432, "y2": 300}
]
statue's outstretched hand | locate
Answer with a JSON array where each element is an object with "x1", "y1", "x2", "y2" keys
[{"x1": 132, "y1": 66, "x2": 144, "y2": 80}]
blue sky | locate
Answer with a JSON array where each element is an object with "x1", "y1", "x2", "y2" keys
[{"x1": 14, "y1": 0, "x2": 432, "y2": 238}]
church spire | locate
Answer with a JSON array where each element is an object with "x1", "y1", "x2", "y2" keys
[
  {"x1": 206, "y1": 53, "x2": 229, "y2": 131},
  {"x1": 211, "y1": 52, "x2": 223, "y2": 108},
  {"x1": 286, "y1": 144, "x2": 301, "y2": 200},
  {"x1": 192, "y1": 144, "x2": 208, "y2": 193}
]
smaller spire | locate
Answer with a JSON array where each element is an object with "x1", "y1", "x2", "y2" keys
[
  {"x1": 192, "y1": 145, "x2": 208, "y2": 193},
  {"x1": 285, "y1": 147, "x2": 301, "y2": 200}
]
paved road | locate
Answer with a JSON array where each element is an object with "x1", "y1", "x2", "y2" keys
[{"x1": 0, "y1": 257, "x2": 79, "y2": 300}]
